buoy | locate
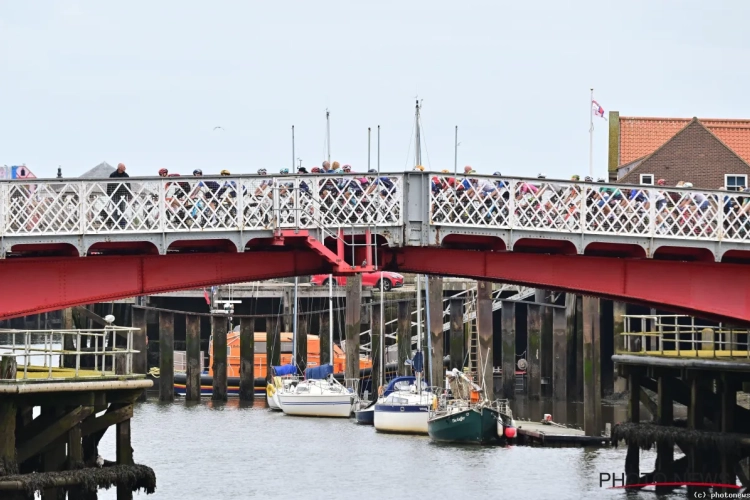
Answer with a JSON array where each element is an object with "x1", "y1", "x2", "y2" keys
[{"x1": 504, "y1": 426, "x2": 517, "y2": 439}]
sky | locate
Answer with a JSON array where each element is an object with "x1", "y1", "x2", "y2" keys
[{"x1": 1, "y1": 0, "x2": 749, "y2": 180}]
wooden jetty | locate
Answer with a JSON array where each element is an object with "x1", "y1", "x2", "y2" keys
[
  {"x1": 515, "y1": 420, "x2": 609, "y2": 447},
  {"x1": 0, "y1": 325, "x2": 154, "y2": 499}
]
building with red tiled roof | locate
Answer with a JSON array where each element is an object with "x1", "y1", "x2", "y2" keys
[{"x1": 608, "y1": 112, "x2": 750, "y2": 190}]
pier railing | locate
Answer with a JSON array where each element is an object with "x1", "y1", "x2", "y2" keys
[
  {"x1": 619, "y1": 314, "x2": 750, "y2": 359},
  {"x1": 0, "y1": 327, "x2": 141, "y2": 380}
]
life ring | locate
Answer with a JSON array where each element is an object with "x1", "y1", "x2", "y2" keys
[{"x1": 266, "y1": 384, "x2": 276, "y2": 398}]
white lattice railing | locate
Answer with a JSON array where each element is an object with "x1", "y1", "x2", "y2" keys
[
  {"x1": 0, "y1": 173, "x2": 404, "y2": 236},
  {"x1": 429, "y1": 174, "x2": 750, "y2": 242}
]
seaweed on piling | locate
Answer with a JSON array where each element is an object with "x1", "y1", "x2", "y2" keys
[
  {"x1": 611, "y1": 422, "x2": 747, "y2": 455},
  {"x1": 0, "y1": 464, "x2": 156, "y2": 495}
]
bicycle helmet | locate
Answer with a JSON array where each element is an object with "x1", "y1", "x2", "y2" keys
[
  {"x1": 368, "y1": 169, "x2": 377, "y2": 174},
  {"x1": 342, "y1": 164, "x2": 352, "y2": 172},
  {"x1": 257, "y1": 168, "x2": 267, "y2": 175},
  {"x1": 493, "y1": 171, "x2": 502, "y2": 176},
  {"x1": 220, "y1": 169, "x2": 231, "y2": 176},
  {"x1": 537, "y1": 173, "x2": 546, "y2": 179},
  {"x1": 657, "y1": 179, "x2": 666, "y2": 186},
  {"x1": 441, "y1": 169, "x2": 450, "y2": 173},
  {"x1": 414, "y1": 165, "x2": 425, "y2": 171},
  {"x1": 596, "y1": 177, "x2": 605, "y2": 183},
  {"x1": 571, "y1": 174, "x2": 580, "y2": 181},
  {"x1": 158, "y1": 168, "x2": 168, "y2": 176},
  {"x1": 311, "y1": 167, "x2": 322, "y2": 173},
  {"x1": 280, "y1": 168, "x2": 289, "y2": 174},
  {"x1": 193, "y1": 169, "x2": 202, "y2": 176},
  {"x1": 584, "y1": 176, "x2": 593, "y2": 182}
]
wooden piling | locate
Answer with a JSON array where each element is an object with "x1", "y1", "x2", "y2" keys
[
  {"x1": 266, "y1": 315, "x2": 280, "y2": 381},
  {"x1": 612, "y1": 301, "x2": 627, "y2": 393},
  {"x1": 397, "y1": 300, "x2": 411, "y2": 376},
  {"x1": 239, "y1": 317, "x2": 255, "y2": 401},
  {"x1": 655, "y1": 375, "x2": 674, "y2": 493},
  {"x1": 687, "y1": 374, "x2": 707, "y2": 497},
  {"x1": 62, "y1": 308, "x2": 75, "y2": 368},
  {"x1": 319, "y1": 312, "x2": 330, "y2": 366},
  {"x1": 527, "y1": 304, "x2": 542, "y2": 399},
  {"x1": 500, "y1": 301, "x2": 515, "y2": 400},
  {"x1": 158, "y1": 311, "x2": 174, "y2": 403},
  {"x1": 625, "y1": 368, "x2": 640, "y2": 485},
  {"x1": 0, "y1": 369, "x2": 17, "y2": 476},
  {"x1": 552, "y1": 307, "x2": 567, "y2": 401},
  {"x1": 371, "y1": 303, "x2": 382, "y2": 401},
  {"x1": 720, "y1": 374, "x2": 736, "y2": 492},
  {"x1": 599, "y1": 300, "x2": 614, "y2": 396},
  {"x1": 282, "y1": 286, "x2": 293, "y2": 335},
  {"x1": 116, "y1": 417, "x2": 133, "y2": 500},
  {"x1": 345, "y1": 275, "x2": 362, "y2": 387},
  {"x1": 185, "y1": 315, "x2": 201, "y2": 402},
  {"x1": 541, "y1": 305, "x2": 553, "y2": 398},
  {"x1": 297, "y1": 314, "x2": 308, "y2": 375},
  {"x1": 575, "y1": 295, "x2": 584, "y2": 401},
  {"x1": 564, "y1": 294, "x2": 578, "y2": 400},
  {"x1": 449, "y1": 298, "x2": 464, "y2": 371},
  {"x1": 582, "y1": 296, "x2": 601, "y2": 437},
  {"x1": 476, "y1": 282, "x2": 494, "y2": 397},
  {"x1": 428, "y1": 276, "x2": 444, "y2": 390},
  {"x1": 131, "y1": 308, "x2": 148, "y2": 377},
  {"x1": 211, "y1": 316, "x2": 228, "y2": 401}
]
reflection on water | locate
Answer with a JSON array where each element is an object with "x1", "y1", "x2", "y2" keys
[{"x1": 95, "y1": 398, "x2": 690, "y2": 500}]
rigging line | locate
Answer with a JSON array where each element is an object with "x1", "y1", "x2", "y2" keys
[
  {"x1": 418, "y1": 114, "x2": 432, "y2": 171},
  {"x1": 404, "y1": 118, "x2": 416, "y2": 169}
]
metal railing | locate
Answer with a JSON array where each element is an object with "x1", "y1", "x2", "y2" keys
[
  {"x1": 620, "y1": 314, "x2": 750, "y2": 359},
  {"x1": 0, "y1": 327, "x2": 141, "y2": 380}
]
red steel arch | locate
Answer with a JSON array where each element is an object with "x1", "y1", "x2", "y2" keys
[{"x1": 1, "y1": 247, "x2": 748, "y2": 323}]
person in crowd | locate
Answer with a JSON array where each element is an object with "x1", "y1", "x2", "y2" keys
[{"x1": 107, "y1": 163, "x2": 131, "y2": 228}]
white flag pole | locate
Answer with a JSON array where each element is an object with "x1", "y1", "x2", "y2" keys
[{"x1": 589, "y1": 88, "x2": 594, "y2": 180}]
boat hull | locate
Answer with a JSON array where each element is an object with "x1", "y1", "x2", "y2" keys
[
  {"x1": 278, "y1": 394, "x2": 354, "y2": 418},
  {"x1": 354, "y1": 405, "x2": 375, "y2": 425},
  {"x1": 428, "y1": 407, "x2": 502, "y2": 445},
  {"x1": 374, "y1": 404, "x2": 430, "y2": 434}
]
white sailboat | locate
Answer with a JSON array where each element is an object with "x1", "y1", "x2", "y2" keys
[
  {"x1": 374, "y1": 104, "x2": 436, "y2": 433},
  {"x1": 278, "y1": 364, "x2": 355, "y2": 418}
]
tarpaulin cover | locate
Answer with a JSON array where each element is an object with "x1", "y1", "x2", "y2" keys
[
  {"x1": 305, "y1": 364, "x2": 333, "y2": 380},
  {"x1": 273, "y1": 365, "x2": 297, "y2": 376}
]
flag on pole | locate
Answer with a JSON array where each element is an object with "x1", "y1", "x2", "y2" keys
[
  {"x1": 591, "y1": 100, "x2": 606, "y2": 120},
  {"x1": 203, "y1": 288, "x2": 211, "y2": 305}
]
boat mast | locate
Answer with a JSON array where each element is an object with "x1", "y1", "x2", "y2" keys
[
  {"x1": 292, "y1": 277, "x2": 298, "y2": 370},
  {"x1": 414, "y1": 99, "x2": 424, "y2": 393},
  {"x1": 377, "y1": 125, "x2": 384, "y2": 390},
  {"x1": 326, "y1": 109, "x2": 334, "y2": 366},
  {"x1": 326, "y1": 109, "x2": 331, "y2": 165}
]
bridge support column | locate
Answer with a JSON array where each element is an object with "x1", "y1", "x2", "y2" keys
[
  {"x1": 720, "y1": 374, "x2": 737, "y2": 492},
  {"x1": 612, "y1": 301, "x2": 627, "y2": 393},
  {"x1": 266, "y1": 315, "x2": 280, "y2": 382},
  {"x1": 185, "y1": 315, "x2": 201, "y2": 402},
  {"x1": 582, "y1": 296, "x2": 601, "y2": 436},
  {"x1": 541, "y1": 305, "x2": 553, "y2": 398},
  {"x1": 500, "y1": 301, "x2": 515, "y2": 399},
  {"x1": 239, "y1": 317, "x2": 255, "y2": 401},
  {"x1": 625, "y1": 367, "x2": 641, "y2": 485},
  {"x1": 158, "y1": 312, "x2": 174, "y2": 403},
  {"x1": 319, "y1": 312, "x2": 330, "y2": 367},
  {"x1": 449, "y1": 298, "x2": 464, "y2": 371},
  {"x1": 428, "y1": 276, "x2": 444, "y2": 391},
  {"x1": 298, "y1": 313, "x2": 308, "y2": 376},
  {"x1": 211, "y1": 316, "x2": 227, "y2": 402},
  {"x1": 552, "y1": 307, "x2": 567, "y2": 400},
  {"x1": 397, "y1": 300, "x2": 412, "y2": 376},
  {"x1": 687, "y1": 373, "x2": 708, "y2": 497},
  {"x1": 526, "y1": 304, "x2": 542, "y2": 400},
  {"x1": 476, "y1": 282, "x2": 494, "y2": 397},
  {"x1": 371, "y1": 303, "x2": 382, "y2": 402},
  {"x1": 345, "y1": 275, "x2": 362, "y2": 391},
  {"x1": 654, "y1": 375, "x2": 674, "y2": 494}
]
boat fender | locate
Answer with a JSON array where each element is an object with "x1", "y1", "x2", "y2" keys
[
  {"x1": 504, "y1": 426, "x2": 517, "y2": 439},
  {"x1": 266, "y1": 384, "x2": 276, "y2": 398},
  {"x1": 431, "y1": 396, "x2": 438, "y2": 411},
  {"x1": 378, "y1": 385, "x2": 384, "y2": 396}
]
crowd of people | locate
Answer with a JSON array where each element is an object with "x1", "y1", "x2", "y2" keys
[{"x1": 53, "y1": 161, "x2": 748, "y2": 239}]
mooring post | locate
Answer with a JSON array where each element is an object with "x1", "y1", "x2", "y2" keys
[
  {"x1": 654, "y1": 374, "x2": 674, "y2": 493},
  {"x1": 397, "y1": 300, "x2": 411, "y2": 376},
  {"x1": 0, "y1": 357, "x2": 17, "y2": 477},
  {"x1": 582, "y1": 296, "x2": 602, "y2": 437},
  {"x1": 62, "y1": 307, "x2": 75, "y2": 368},
  {"x1": 131, "y1": 308, "x2": 147, "y2": 376},
  {"x1": 564, "y1": 294, "x2": 578, "y2": 400},
  {"x1": 282, "y1": 286, "x2": 293, "y2": 334},
  {"x1": 185, "y1": 314, "x2": 201, "y2": 402},
  {"x1": 575, "y1": 295, "x2": 584, "y2": 401},
  {"x1": 371, "y1": 302, "x2": 382, "y2": 401},
  {"x1": 211, "y1": 316, "x2": 228, "y2": 401},
  {"x1": 266, "y1": 315, "x2": 281, "y2": 381},
  {"x1": 239, "y1": 317, "x2": 255, "y2": 401},
  {"x1": 428, "y1": 276, "x2": 444, "y2": 391},
  {"x1": 449, "y1": 298, "x2": 464, "y2": 371},
  {"x1": 527, "y1": 304, "x2": 542, "y2": 399},
  {"x1": 541, "y1": 305, "x2": 553, "y2": 398},
  {"x1": 297, "y1": 313, "x2": 308, "y2": 375},
  {"x1": 687, "y1": 373, "x2": 707, "y2": 497},
  {"x1": 552, "y1": 307, "x2": 567, "y2": 401},
  {"x1": 158, "y1": 311, "x2": 175, "y2": 402},
  {"x1": 612, "y1": 301, "x2": 627, "y2": 393},
  {"x1": 720, "y1": 373, "x2": 737, "y2": 492},
  {"x1": 345, "y1": 274, "x2": 362, "y2": 390},
  {"x1": 500, "y1": 300, "x2": 515, "y2": 400},
  {"x1": 116, "y1": 416, "x2": 133, "y2": 500},
  {"x1": 625, "y1": 367, "x2": 640, "y2": 485},
  {"x1": 319, "y1": 312, "x2": 330, "y2": 366}
]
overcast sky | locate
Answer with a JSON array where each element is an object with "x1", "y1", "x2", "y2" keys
[{"x1": 1, "y1": 1, "x2": 748, "y2": 179}]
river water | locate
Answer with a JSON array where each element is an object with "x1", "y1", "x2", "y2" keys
[{"x1": 96, "y1": 398, "x2": 691, "y2": 500}]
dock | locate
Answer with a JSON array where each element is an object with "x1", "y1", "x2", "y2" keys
[{"x1": 515, "y1": 421, "x2": 610, "y2": 447}]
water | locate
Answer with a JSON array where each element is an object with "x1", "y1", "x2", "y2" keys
[{"x1": 95, "y1": 398, "x2": 694, "y2": 500}]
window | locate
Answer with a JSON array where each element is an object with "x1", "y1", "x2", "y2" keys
[
  {"x1": 639, "y1": 174, "x2": 654, "y2": 185},
  {"x1": 725, "y1": 175, "x2": 747, "y2": 192}
]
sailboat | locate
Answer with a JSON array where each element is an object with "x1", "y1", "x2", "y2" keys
[
  {"x1": 354, "y1": 269, "x2": 385, "y2": 425},
  {"x1": 278, "y1": 364, "x2": 355, "y2": 417}
]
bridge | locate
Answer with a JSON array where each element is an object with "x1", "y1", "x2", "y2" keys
[{"x1": 1, "y1": 172, "x2": 749, "y2": 321}]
